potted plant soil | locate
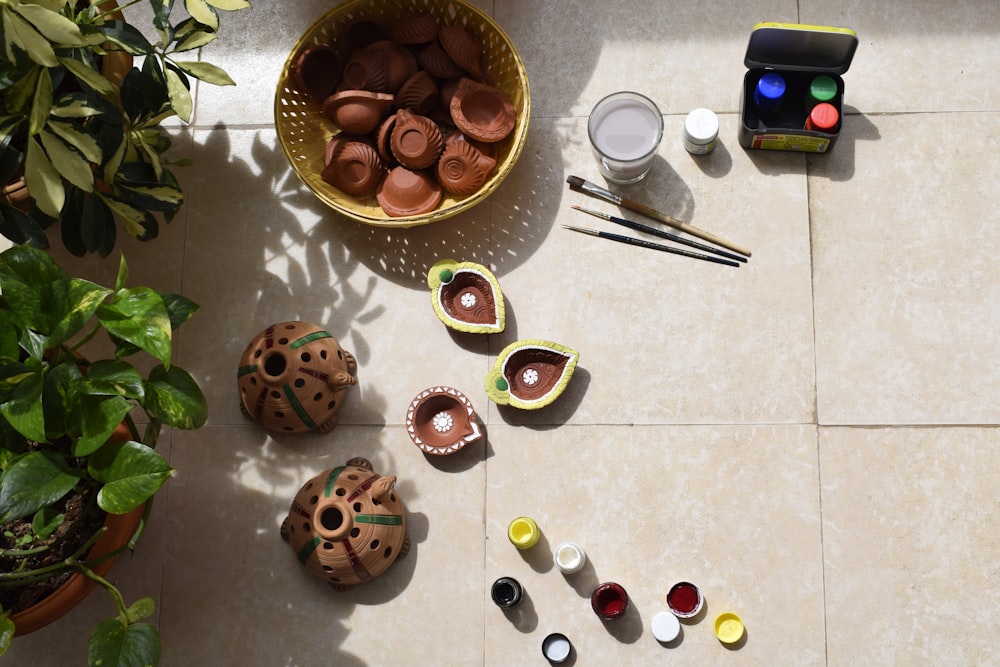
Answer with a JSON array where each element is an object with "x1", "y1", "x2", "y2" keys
[
  {"x1": 0, "y1": 244, "x2": 208, "y2": 665},
  {"x1": 0, "y1": 0, "x2": 251, "y2": 257}
]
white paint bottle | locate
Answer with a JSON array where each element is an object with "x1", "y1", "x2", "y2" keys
[{"x1": 682, "y1": 108, "x2": 720, "y2": 155}]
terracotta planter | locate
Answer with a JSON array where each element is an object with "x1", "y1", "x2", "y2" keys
[
  {"x1": 9, "y1": 504, "x2": 146, "y2": 636},
  {"x1": 7, "y1": 422, "x2": 145, "y2": 636}
]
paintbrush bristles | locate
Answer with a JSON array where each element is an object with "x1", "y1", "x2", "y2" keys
[{"x1": 566, "y1": 175, "x2": 586, "y2": 191}]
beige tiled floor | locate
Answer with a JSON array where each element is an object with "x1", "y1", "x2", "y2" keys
[{"x1": 8, "y1": 1, "x2": 1000, "y2": 666}]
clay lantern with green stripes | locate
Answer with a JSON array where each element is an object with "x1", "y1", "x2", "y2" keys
[
  {"x1": 281, "y1": 458, "x2": 409, "y2": 590},
  {"x1": 237, "y1": 321, "x2": 358, "y2": 433}
]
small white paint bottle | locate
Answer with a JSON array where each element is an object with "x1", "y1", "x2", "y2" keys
[{"x1": 682, "y1": 108, "x2": 719, "y2": 155}]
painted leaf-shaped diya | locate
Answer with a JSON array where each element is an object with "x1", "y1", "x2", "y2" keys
[
  {"x1": 405, "y1": 386, "x2": 482, "y2": 455},
  {"x1": 485, "y1": 339, "x2": 579, "y2": 410},
  {"x1": 427, "y1": 259, "x2": 505, "y2": 334}
]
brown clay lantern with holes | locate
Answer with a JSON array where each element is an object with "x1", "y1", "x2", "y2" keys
[
  {"x1": 237, "y1": 321, "x2": 357, "y2": 433},
  {"x1": 281, "y1": 457, "x2": 409, "y2": 590}
]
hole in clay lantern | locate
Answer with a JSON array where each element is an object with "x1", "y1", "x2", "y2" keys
[
  {"x1": 321, "y1": 507, "x2": 344, "y2": 531},
  {"x1": 263, "y1": 353, "x2": 287, "y2": 378}
]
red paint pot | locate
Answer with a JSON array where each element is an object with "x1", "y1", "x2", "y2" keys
[
  {"x1": 666, "y1": 581, "x2": 704, "y2": 618},
  {"x1": 591, "y1": 582, "x2": 629, "y2": 620}
]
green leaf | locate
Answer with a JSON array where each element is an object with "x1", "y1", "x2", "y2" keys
[
  {"x1": 159, "y1": 293, "x2": 199, "y2": 330},
  {"x1": 60, "y1": 56, "x2": 114, "y2": 95},
  {"x1": 124, "y1": 597, "x2": 155, "y2": 624},
  {"x1": 183, "y1": 0, "x2": 219, "y2": 30},
  {"x1": 98, "y1": 20, "x2": 154, "y2": 56},
  {"x1": 43, "y1": 278, "x2": 112, "y2": 347},
  {"x1": 116, "y1": 182, "x2": 182, "y2": 212},
  {"x1": 170, "y1": 60, "x2": 234, "y2": 86},
  {"x1": 0, "y1": 613, "x2": 14, "y2": 656},
  {"x1": 97, "y1": 287, "x2": 172, "y2": 365},
  {"x1": 24, "y1": 135, "x2": 64, "y2": 217},
  {"x1": 31, "y1": 505, "x2": 65, "y2": 539},
  {"x1": 70, "y1": 395, "x2": 131, "y2": 457},
  {"x1": 0, "y1": 367, "x2": 45, "y2": 443},
  {"x1": 0, "y1": 244, "x2": 67, "y2": 285},
  {"x1": 9, "y1": 2, "x2": 90, "y2": 46},
  {"x1": 80, "y1": 191, "x2": 116, "y2": 256},
  {"x1": 4, "y1": 8, "x2": 58, "y2": 67},
  {"x1": 205, "y1": 0, "x2": 252, "y2": 9},
  {"x1": 88, "y1": 619, "x2": 161, "y2": 667},
  {"x1": 88, "y1": 440, "x2": 173, "y2": 514},
  {"x1": 28, "y1": 66, "x2": 52, "y2": 136},
  {"x1": 146, "y1": 364, "x2": 206, "y2": 430},
  {"x1": 82, "y1": 360, "x2": 145, "y2": 400},
  {"x1": 164, "y1": 67, "x2": 192, "y2": 122},
  {"x1": 96, "y1": 192, "x2": 146, "y2": 238},
  {"x1": 172, "y1": 24, "x2": 218, "y2": 53},
  {"x1": 39, "y1": 128, "x2": 95, "y2": 192},
  {"x1": 114, "y1": 252, "x2": 129, "y2": 291},
  {"x1": 51, "y1": 94, "x2": 105, "y2": 118},
  {"x1": 0, "y1": 451, "x2": 80, "y2": 523},
  {"x1": 48, "y1": 120, "x2": 103, "y2": 163}
]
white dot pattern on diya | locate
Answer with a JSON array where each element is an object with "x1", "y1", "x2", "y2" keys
[
  {"x1": 432, "y1": 411, "x2": 453, "y2": 432},
  {"x1": 522, "y1": 368, "x2": 540, "y2": 385},
  {"x1": 460, "y1": 291, "x2": 477, "y2": 308}
]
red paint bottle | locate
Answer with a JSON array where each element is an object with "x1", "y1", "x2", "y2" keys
[
  {"x1": 805, "y1": 102, "x2": 839, "y2": 133},
  {"x1": 591, "y1": 582, "x2": 629, "y2": 620}
]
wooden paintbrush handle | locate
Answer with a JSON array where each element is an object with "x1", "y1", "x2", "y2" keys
[{"x1": 622, "y1": 198, "x2": 752, "y2": 258}]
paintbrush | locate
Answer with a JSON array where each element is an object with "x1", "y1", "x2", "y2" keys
[
  {"x1": 562, "y1": 225, "x2": 740, "y2": 268},
  {"x1": 566, "y1": 175, "x2": 751, "y2": 257},
  {"x1": 571, "y1": 205, "x2": 747, "y2": 263}
]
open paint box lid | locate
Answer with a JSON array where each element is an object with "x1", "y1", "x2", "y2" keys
[{"x1": 744, "y1": 22, "x2": 858, "y2": 74}]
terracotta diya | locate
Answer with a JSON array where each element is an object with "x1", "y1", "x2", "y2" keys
[
  {"x1": 323, "y1": 90, "x2": 394, "y2": 135},
  {"x1": 484, "y1": 339, "x2": 579, "y2": 410},
  {"x1": 281, "y1": 457, "x2": 408, "y2": 590},
  {"x1": 450, "y1": 77, "x2": 516, "y2": 143},
  {"x1": 377, "y1": 166, "x2": 442, "y2": 217},
  {"x1": 294, "y1": 46, "x2": 342, "y2": 101},
  {"x1": 405, "y1": 385, "x2": 482, "y2": 455},
  {"x1": 426, "y1": 258, "x2": 504, "y2": 334},
  {"x1": 237, "y1": 321, "x2": 357, "y2": 433}
]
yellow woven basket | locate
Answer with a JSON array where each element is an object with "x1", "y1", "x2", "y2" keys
[{"x1": 274, "y1": 0, "x2": 531, "y2": 227}]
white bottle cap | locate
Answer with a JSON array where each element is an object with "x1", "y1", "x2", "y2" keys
[{"x1": 651, "y1": 610, "x2": 681, "y2": 642}]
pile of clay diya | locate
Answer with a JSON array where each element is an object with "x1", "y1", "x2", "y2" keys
[{"x1": 293, "y1": 14, "x2": 518, "y2": 217}]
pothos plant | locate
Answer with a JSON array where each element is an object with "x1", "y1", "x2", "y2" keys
[
  {"x1": 0, "y1": 0, "x2": 251, "y2": 257},
  {"x1": 0, "y1": 244, "x2": 208, "y2": 665}
]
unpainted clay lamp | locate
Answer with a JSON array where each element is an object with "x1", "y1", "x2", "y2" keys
[
  {"x1": 376, "y1": 166, "x2": 442, "y2": 217},
  {"x1": 390, "y1": 109, "x2": 443, "y2": 170},
  {"x1": 280, "y1": 457, "x2": 408, "y2": 590},
  {"x1": 390, "y1": 12, "x2": 439, "y2": 45},
  {"x1": 484, "y1": 339, "x2": 579, "y2": 410},
  {"x1": 450, "y1": 78, "x2": 516, "y2": 143},
  {"x1": 418, "y1": 41, "x2": 467, "y2": 79},
  {"x1": 321, "y1": 140, "x2": 386, "y2": 196},
  {"x1": 295, "y1": 46, "x2": 342, "y2": 101},
  {"x1": 337, "y1": 17, "x2": 388, "y2": 58},
  {"x1": 340, "y1": 46, "x2": 389, "y2": 92},
  {"x1": 323, "y1": 90, "x2": 394, "y2": 135},
  {"x1": 365, "y1": 39, "x2": 418, "y2": 92},
  {"x1": 405, "y1": 385, "x2": 482, "y2": 455},
  {"x1": 395, "y1": 70, "x2": 439, "y2": 116},
  {"x1": 237, "y1": 321, "x2": 357, "y2": 433},
  {"x1": 375, "y1": 113, "x2": 399, "y2": 167},
  {"x1": 438, "y1": 24, "x2": 485, "y2": 81},
  {"x1": 436, "y1": 139, "x2": 496, "y2": 196},
  {"x1": 426, "y1": 258, "x2": 504, "y2": 334}
]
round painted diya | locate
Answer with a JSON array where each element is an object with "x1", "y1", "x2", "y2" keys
[
  {"x1": 237, "y1": 321, "x2": 357, "y2": 433},
  {"x1": 280, "y1": 458, "x2": 408, "y2": 590},
  {"x1": 405, "y1": 385, "x2": 482, "y2": 455},
  {"x1": 426, "y1": 258, "x2": 504, "y2": 334},
  {"x1": 484, "y1": 339, "x2": 579, "y2": 410}
]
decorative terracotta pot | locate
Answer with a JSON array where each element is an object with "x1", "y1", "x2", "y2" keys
[
  {"x1": 376, "y1": 166, "x2": 442, "y2": 217},
  {"x1": 280, "y1": 458, "x2": 408, "y2": 590},
  {"x1": 237, "y1": 321, "x2": 357, "y2": 433},
  {"x1": 426, "y1": 258, "x2": 505, "y2": 334},
  {"x1": 405, "y1": 385, "x2": 482, "y2": 455},
  {"x1": 436, "y1": 140, "x2": 496, "y2": 196},
  {"x1": 390, "y1": 12, "x2": 440, "y2": 45},
  {"x1": 321, "y1": 140, "x2": 386, "y2": 196},
  {"x1": 438, "y1": 24, "x2": 485, "y2": 81},
  {"x1": 323, "y1": 90, "x2": 395, "y2": 135},
  {"x1": 8, "y1": 423, "x2": 145, "y2": 637},
  {"x1": 389, "y1": 109, "x2": 443, "y2": 169},
  {"x1": 484, "y1": 340, "x2": 579, "y2": 410}
]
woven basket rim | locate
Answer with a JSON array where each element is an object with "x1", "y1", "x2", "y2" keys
[{"x1": 274, "y1": 0, "x2": 531, "y2": 227}]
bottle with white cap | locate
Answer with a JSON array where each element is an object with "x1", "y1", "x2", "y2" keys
[{"x1": 682, "y1": 108, "x2": 720, "y2": 155}]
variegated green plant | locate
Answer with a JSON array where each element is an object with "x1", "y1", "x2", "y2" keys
[
  {"x1": 0, "y1": 244, "x2": 208, "y2": 664},
  {"x1": 0, "y1": 0, "x2": 251, "y2": 257}
]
